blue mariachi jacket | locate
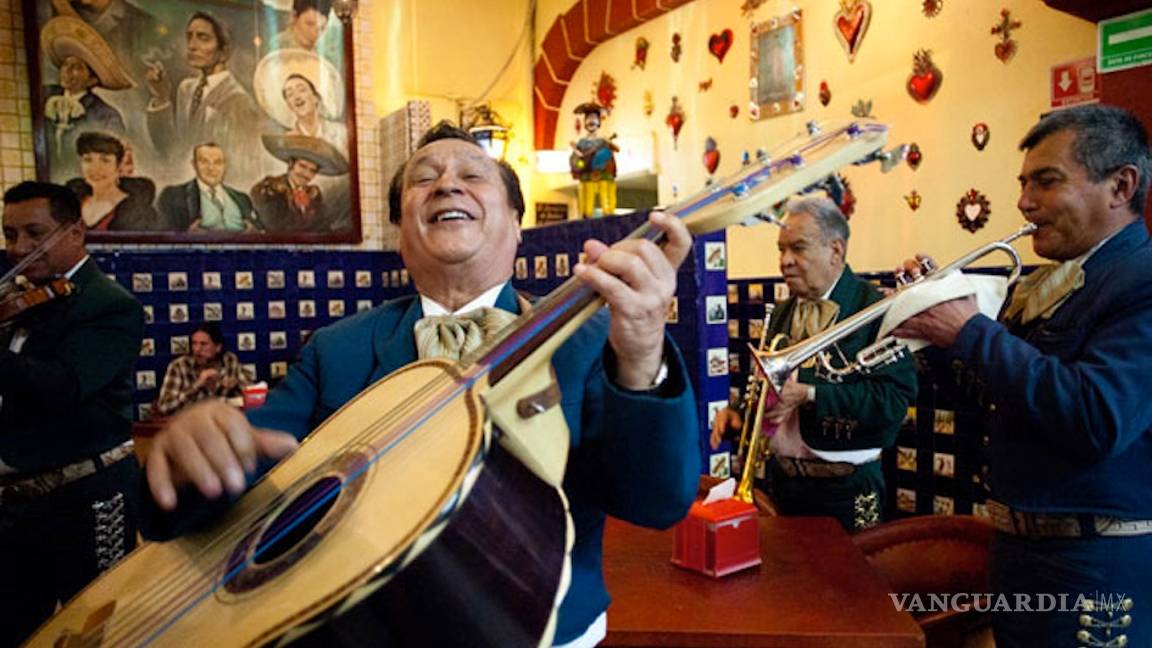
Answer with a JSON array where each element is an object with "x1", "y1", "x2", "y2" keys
[
  {"x1": 144, "y1": 283, "x2": 699, "y2": 642},
  {"x1": 950, "y1": 219, "x2": 1152, "y2": 518}
]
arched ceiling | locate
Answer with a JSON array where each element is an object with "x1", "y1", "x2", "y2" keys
[{"x1": 533, "y1": 0, "x2": 697, "y2": 150}]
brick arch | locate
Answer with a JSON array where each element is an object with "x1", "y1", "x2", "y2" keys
[{"x1": 533, "y1": 0, "x2": 697, "y2": 150}]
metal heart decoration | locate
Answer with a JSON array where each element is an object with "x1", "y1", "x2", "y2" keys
[
  {"x1": 906, "y1": 143, "x2": 922, "y2": 170},
  {"x1": 708, "y1": 29, "x2": 734, "y2": 63},
  {"x1": 833, "y1": 0, "x2": 872, "y2": 63},
  {"x1": 971, "y1": 122, "x2": 990, "y2": 150},
  {"x1": 906, "y1": 49, "x2": 942, "y2": 103},
  {"x1": 819, "y1": 80, "x2": 832, "y2": 106},
  {"x1": 956, "y1": 188, "x2": 991, "y2": 233},
  {"x1": 904, "y1": 189, "x2": 922, "y2": 211},
  {"x1": 702, "y1": 137, "x2": 721, "y2": 175}
]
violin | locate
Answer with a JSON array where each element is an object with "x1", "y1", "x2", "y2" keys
[
  {"x1": 0, "y1": 276, "x2": 74, "y2": 325},
  {"x1": 0, "y1": 223, "x2": 76, "y2": 325}
]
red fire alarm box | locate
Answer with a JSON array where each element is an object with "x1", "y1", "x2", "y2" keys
[{"x1": 671, "y1": 498, "x2": 761, "y2": 578}]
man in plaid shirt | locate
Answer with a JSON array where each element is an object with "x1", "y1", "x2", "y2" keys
[{"x1": 155, "y1": 323, "x2": 251, "y2": 416}]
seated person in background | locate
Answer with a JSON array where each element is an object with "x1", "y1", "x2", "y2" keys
[
  {"x1": 142, "y1": 121, "x2": 699, "y2": 646},
  {"x1": 155, "y1": 323, "x2": 251, "y2": 416},
  {"x1": 711, "y1": 197, "x2": 917, "y2": 532}
]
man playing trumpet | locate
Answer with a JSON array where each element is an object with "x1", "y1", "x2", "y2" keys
[
  {"x1": 712, "y1": 197, "x2": 917, "y2": 532},
  {"x1": 892, "y1": 105, "x2": 1152, "y2": 648}
]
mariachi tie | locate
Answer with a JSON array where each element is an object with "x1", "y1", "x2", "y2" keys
[
  {"x1": 208, "y1": 186, "x2": 225, "y2": 212},
  {"x1": 1001, "y1": 261, "x2": 1085, "y2": 325},
  {"x1": 189, "y1": 75, "x2": 208, "y2": 116},
  {"x1": 789, "y1": 298, "x2": 840, "y2": 342},
  {"x1": 413, "y1": 307, "x2": 518, "y2": 361}
]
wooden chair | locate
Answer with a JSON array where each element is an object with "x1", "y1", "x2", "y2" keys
[{"x1": 852, "y1": 515, "x2": 996, "y2": 648}]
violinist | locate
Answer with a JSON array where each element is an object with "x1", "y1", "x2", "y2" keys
[{"x1": 0, "y1": 181, "x2": 145, "y2": 646}]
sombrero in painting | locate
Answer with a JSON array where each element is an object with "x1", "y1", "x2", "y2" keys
[
  {"x1": 262, "y1": 133, "x2": 349, "y2": 176},
  {"x1": 253, "y1": 49, "x2": 345, "y2": 129},
  {"x1": 40, "y1": 16, "x2": 135, "y2": 91}
]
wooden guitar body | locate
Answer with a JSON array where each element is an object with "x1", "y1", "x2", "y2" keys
[{"x1": 29, "y1": 360, "x2": 570, "y2": 647}]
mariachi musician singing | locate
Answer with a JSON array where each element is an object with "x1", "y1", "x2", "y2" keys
[{"x1": 0, "y1": 181, "x2": 144, "y2": 646}]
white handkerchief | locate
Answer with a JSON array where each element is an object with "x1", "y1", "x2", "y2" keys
[
  {"x1": 702, "y1": 477, "x2": 736, "y2": 505},
  {"x1": 877, "y1": 271, "x2": 1009, "y2": 353}
]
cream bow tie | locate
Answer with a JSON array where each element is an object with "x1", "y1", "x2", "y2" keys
[
  {"x1": 413, "y1": 307, "x2": 519, "y2": 361},
  {"x1": 789, "y1": 299, "x2": 840, "y2": 342},
  {"x1": 1001, "y1": 262, "x2": 1085, "y2": 325},
  {"x1": 45, "y1": 95, "x2": 86, "y2": 125}
]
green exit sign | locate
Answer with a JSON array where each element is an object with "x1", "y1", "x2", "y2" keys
[{"x1": 1099, "y1": 8, "x2": 1152, "y2": 73}]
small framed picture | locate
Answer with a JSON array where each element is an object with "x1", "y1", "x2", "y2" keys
[
  {"x1": 380, "y1": 271, "x2": 390, "y2": 288},
  {"x1": 400, "y1": 270, "x2": 409, "y2": 285},
  {"x1": 236, "y1": 302, "x2": 255, "y2": 320},
  {"x1": 202, "y1": 272, "x2": 222, "y2": 291},
  {"x1": 748, "y1": 318, "x2": 764, "y2": 341},
  {"x1": 135, "y1": 370, "x2": 156, "y2": 390},
  {"x1": 138, "y1": 403, "x2": 154, "y2": 421},
  {"x1": 299, "y1": 300, "x2": 316, "y2": 318},
  {"x1": 972, "y1": 502, "x2": 989, "y2": 519},
  {"x1": 934, "y1": 410, "x2": 956, "y2": 435},
  {"x1": 298, "y1": 270, "x2": 316, "y2": 289},
  {"x1": 168, "y1": 303, "x2": 189, "y2": 324},
  {"x1": 704, "y1": 242, "x2": 726, "y2": 271},
  {"x1": 896, "y1": 446, "x2": 917, "y2": 472},
  {"x1": 132, "y1": 273, "x2": 152, "y2": 293},
  {"x1": 390, "y1": 270, "x2": 400, "y2": 286},
  {"x1": 709, "y1": 452, "x2": 732, "y2": 478},
  {"x1": 170, "y1": 335, "x2": 189, "y2": 356},
  {"x1": 728, "y1": 352, "x2": 741, "y2": 373},
  {"x1": 748, "y1": 283, "x2": 764, "y2": 303},
  {"x1": 242, "y1": 364, "x2": 258, "y2": 380},
  {"x1": 269, "y1": 331, "x2": 287, "y2": 350},
  {"x1": 514, "y1": 257, "x2": 528, "y2": 280},
  {"x1": 707, "y1": 399, "x2": 728, "y2": 429},
  {"x1": 328, "y1": 300, "x2": 346, "y2": 318},
  {"x1": 139, "y1": 338, "x2": 154, "y2": 357},
  {"x1": 268, "y1": 301, "x2": 286, "y2": 320},
  {"x1": 533, "y1": 256, "x2": 548, "y2": 279},
  {"x1": 355, "y1": 270, "x2": 372, "y2": 288},
  {"x1": 327, "y1": 270, "x2": 345, "y2": 289},
  {"x1": 897, "y1": 488, "x2": 917, "y2": 513},
  {"x1": 167, "y1": 272, "x2": 187, "y2": 291},
  {"x1": 299, "y1": 330, "x2": 313, "y2": 344},
  {"x1": 726, "y1": 283, "x2": 739, "y2": 304},
  {"x1": 235, "y1": 272, "x2": 254, "y2": 290},
  {"x1": 705, "y1": 295, "x2": 727, "y2": 324},
  {"x1": 934, "y1": 496, "x2": 955, "y2": 516},
  {"x1": 142, "y1": 305, "x2": 154, "y2": 324},
  {"x1": 666, "y1": 297, "x2": 679, "y2": 324},
  {"x1": 356, "y1": 300, "x2": 373, "y2": 313},
  {"x1": 933, "y1": 452, "x2": 956, "y2": 478},
  {"x1": 267, "y1": 270, "x2": 286, "y2": 289},
  {"x1": 270, "y1": 361, "x2": 288, "y2": 379},
  {"x1": 707, "y1": 347, "x2": 728, "y2": 377},
  {"x1": 555, "y1": 254, "x2": 570, "y2": 278},
  {"x1": 773, "y1": 282, "x2": 790, "y2": 302},
  {"x1": 203, "y1": 302, "x2": 223, "y2": 322},
  {"x1": 578, "y1": 252, "x2": 587, "y2": 266},
  {"x1": 237, "y1": 332, "x2": 256, "y2": 352},
  {"x1": 727, "y1": 319, "x2": 740, "y2": 339}
]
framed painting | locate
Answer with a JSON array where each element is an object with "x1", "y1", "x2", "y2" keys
[
  {"x1": 22, "y1": 0, "x2": 362, "y2": 244},
  {"x1": 749, "y1": 10, "x2": 804, "y2": 120}
]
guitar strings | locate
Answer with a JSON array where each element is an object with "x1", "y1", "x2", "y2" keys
[{"x1": 78, "y1": 122, "x2": 879, "y2": 646}]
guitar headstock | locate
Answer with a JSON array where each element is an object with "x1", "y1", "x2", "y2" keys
[{"x1": 669, "y1": 120, "x2": 891, "y2": 236}]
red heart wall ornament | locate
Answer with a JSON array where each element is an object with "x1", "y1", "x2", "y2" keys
[
  {"x1": 703, "y1": 146, "x2": 720, "y2": 176},
  {"x1": 906, "y1": 49, "x2": 942, "y2": 103},
  {"x1": 906, "y1": 143, "x2": 922, "y2": 170},
  {"x1": 666, "y1": 97, "x2": 685, "y2": 149},
  {"x1": 819, "y1": 80, "x2": 832, "y2": 106},
  {"x1": 955, "y1": 188, "x2": 991, "y2": 233},
  {"x1": 833, "y1": 0, "x2": 872, "y2": 62},
  {"x1": 708, "y1": 29, "x2": 733, "y2": 63}
]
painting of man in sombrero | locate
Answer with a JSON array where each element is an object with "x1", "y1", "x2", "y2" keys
[{"x1": 28, "y1": 0, "x2": 361, "y2": 243}]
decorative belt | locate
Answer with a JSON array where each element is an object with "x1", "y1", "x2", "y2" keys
[
  {"x1": 986, "y1": 500, "x2": 1152, "y2": 538},
  {"x1": 0, "y1": 442, "x2": 135, "y2": 507},
  {"x1": 773, "y1": 455, "x2": 865, "y2": 479}
]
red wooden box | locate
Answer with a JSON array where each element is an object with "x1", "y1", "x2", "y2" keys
[{"x1": 671, "y1": 498, "x2": 761, "y2": 577}]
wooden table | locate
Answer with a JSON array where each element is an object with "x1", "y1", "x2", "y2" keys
[{"x1": 602, "y1": 516, "x2": 925, "y2": 647}]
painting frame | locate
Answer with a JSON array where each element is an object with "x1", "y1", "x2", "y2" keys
[
  {"x1": 749, "y1": 10, "x2": 805, "y2": 120},
  {"x1": 22, "y1": 0, "x2": 362, "y2": 244}
]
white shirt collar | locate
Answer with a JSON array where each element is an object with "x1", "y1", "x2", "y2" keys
[
  {"x1": 196, "y1": 178, "x2": 222, "y2": 196},
  {"x1": 63, "y1": 255, "x2": 90, "y2": 280},
  {"x1": 197, "y1": 69, "x2": 232, "y2": 99},
  {"x1": 420, "y1": 283, "x2": 506, "y2": 317}
]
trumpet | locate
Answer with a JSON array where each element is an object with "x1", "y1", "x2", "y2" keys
[
  {"x1": 734, "y1": 304, "x2": 788, "y2": 504},
  {"x1": 752, "y1": 222, "x2": 1037, "y2": 396}
]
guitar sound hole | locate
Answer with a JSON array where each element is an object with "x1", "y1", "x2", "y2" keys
[{"x1": 254, "y1": 476, "x2": 342, "y2": 565}]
